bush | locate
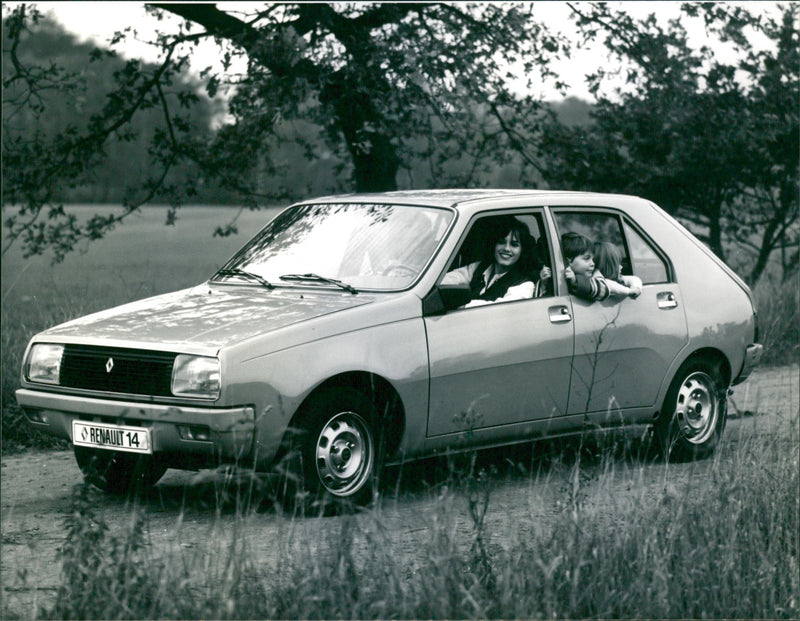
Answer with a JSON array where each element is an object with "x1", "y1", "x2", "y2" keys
[{"x1": 753, "y1": 274, "x2": 800, "y2": 366}]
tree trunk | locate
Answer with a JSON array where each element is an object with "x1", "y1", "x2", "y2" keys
[
  {"x1": 321, "y1": 72, "x2": 399, "y2": 192},
  {"x1": 707, "y1": 201, "x2": 726, "y2": 263}
]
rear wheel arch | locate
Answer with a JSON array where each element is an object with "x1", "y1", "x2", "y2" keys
[
  {"x1": 682, "y1": 348, "x2": 732, "y2": 385},
  {"x1": 654, "y1": 348, "x2": 731, "y2": 460},
  {"x1": 659, "y1": 347, "x2": 731, "y2": 406}
]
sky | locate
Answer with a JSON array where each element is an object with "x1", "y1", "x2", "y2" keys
[{"x1": 9, "y1": 1, "x2": 780, "y2": 103}]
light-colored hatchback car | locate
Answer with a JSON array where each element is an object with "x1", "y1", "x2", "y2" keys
[{"x1": 17, "y1": 190, "x2": 763, "y2": 507}]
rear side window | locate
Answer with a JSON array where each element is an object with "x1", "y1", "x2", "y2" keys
[
  {"x1": 553, "y1": 210, "x2": 671, "y2": 285},
  {"x1": 622, "y1": 220, "x2": 669, "y2": 284}
]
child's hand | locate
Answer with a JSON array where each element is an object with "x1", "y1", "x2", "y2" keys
[
  {"x1": 539, "y1": 265, "x2": 551, "y2": 280},
  {"x1": 564, "y1": 266, "x2": 575, "y2": 282}
]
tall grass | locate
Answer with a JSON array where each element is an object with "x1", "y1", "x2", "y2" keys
[{"x1": 27, "y1": 423, "x2": 798, "y2": 620}]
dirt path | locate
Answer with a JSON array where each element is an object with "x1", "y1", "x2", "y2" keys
[{"x1": 2, "y1": 365, "x2": 797, "y2": 618}]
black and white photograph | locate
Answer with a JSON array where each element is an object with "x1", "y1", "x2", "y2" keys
[{"x1": 2, "y1": 2, "x2": 797, "y2": 618}]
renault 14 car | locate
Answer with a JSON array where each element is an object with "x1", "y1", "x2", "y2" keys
[{"x1": 17, "y1": 190, "x2": 763, "y2": 507}]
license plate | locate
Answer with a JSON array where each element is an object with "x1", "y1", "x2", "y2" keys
[{"x1": 72, "y1": 420, "x2": 152, "y2": 454}]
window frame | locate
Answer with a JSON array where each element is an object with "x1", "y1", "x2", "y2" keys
[
  {"x1": 550, "y1": 206, "x2": 675, "y2": 285},
  {"x1": 436, "y1": 207, "x2": 554, "y2": 308}
]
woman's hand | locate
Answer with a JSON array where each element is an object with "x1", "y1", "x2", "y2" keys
[{"x1": 539, "y1": 265, "x2": 551, "y2": 281}]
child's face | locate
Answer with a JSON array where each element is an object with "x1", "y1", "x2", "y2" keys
[{"x1": 568, "y1": 252, "x2": 595, "y2": 277}]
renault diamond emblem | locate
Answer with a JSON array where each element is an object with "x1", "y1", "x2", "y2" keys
[{"x1": 105, "y1": 358, "x2": 114, "y2": 373}]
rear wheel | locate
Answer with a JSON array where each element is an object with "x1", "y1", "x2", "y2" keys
[
  {"x1": 74, "y1": 446, "x2": 166, "y2": 495},
  {"x1": 655, "y1": 358, "x2": 728, "y2": 461},
  {"x1": 278, "y1": 387, "x2": 382, "y2": 512}
]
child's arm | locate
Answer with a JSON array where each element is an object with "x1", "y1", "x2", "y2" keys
[
  {"x1": 566, "y1": 272, "x2": 609, "y2": 301},
  {"x1": 620, "y1": 275, "x2": 643, "y2": 298},
  {"x1": 604, "y1": 277, "x2": 634, "y2": 297}
]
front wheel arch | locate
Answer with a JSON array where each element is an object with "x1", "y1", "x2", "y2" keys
[
  {"x1": 275, "y1": 373, "x2": 404, "y2": 510},
  {"x1": 289, "y1": 372, "x2": 405, "y2": 459}
]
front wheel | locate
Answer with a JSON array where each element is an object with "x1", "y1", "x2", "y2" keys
[
  {"x1": 74, "y1": 446, "x2": 166, "y2": 495},
  {"x1": 655, "y1": 358, "x2": 728, "y2": 461},
  {"x1": 278, "y1": 387, "x2": 382, "y2": 512}
]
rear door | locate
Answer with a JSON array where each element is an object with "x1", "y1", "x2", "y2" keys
[{"x1": 552, "y1": 209, "x2": 689, "y2": 416}]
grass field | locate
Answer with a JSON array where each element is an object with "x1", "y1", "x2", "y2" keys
[
  {"x1": 12, "y1": 419, "x2": 798, "y2": 620},
  {"x1": 1, "y1": 205, "x2": 278, "y2": 310}
]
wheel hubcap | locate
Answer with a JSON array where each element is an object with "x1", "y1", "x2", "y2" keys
[
  {"x1": 675, "y1": 371, "x2": 719, "y2": 444},
  {"x1": 315, "y1": 412, "x2": 373, "y2": 497}
]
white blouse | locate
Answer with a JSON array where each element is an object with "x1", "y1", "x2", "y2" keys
[{"x1": 441, "y1": 262, "x2": 534, "y2": 308}]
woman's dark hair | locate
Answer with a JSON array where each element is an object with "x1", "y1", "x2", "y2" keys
[
  {"x1": 469, "y1": 216, "x2": 537, "y2": 302},
  {"x1": 481, "y1": 216, "x2": 536, "y2": 274}
]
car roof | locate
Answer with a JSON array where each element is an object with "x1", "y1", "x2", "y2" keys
[{"x1": 296, "y1": 189, "x2": 643, "y2": 210}]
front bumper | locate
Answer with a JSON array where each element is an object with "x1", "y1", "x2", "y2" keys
[
  {"x1": 732, "y1": 343, "x2": 764, "y2": 385},
  {"x1": 16, "y1": 388, "x2": 255, "y2": 465}
]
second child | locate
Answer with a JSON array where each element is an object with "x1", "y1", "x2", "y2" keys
[{"x1": 593, "y1": 241, "x2": 643, "y2": 298}]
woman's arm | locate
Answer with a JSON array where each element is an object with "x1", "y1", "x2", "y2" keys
[
  {"x1": 465, "y1": 280, "x2": 535, "y2": 307},
  {"x1": 441, "y1": 262, "x2": 478, "y2": 286}
]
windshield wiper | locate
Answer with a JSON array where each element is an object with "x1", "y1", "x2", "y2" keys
[
  {"x1": 279, "y1": 273, "x2": 358, "y2": 294},
  {"x1": 214, "y1": 268, "x2": 274, "y2": 289}
]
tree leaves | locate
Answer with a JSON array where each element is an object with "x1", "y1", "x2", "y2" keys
[{"x1": 540, "y1": 3, "x2": 798, "y2": 284}]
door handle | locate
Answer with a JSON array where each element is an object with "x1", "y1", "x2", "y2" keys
[
  {"x1": 549, "y1": 305, "x2": 571, "y2": 323},
  {"x1": 657, "y1": 292, "x2": 678, "y2": 309}
]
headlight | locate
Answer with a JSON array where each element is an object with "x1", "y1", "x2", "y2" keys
[
  {"x1": 26, "y1": 344, "x2": 64, "y2": 384},
  {"x1": 171, "y1": 355, "x2": 220, "y2": 399}
]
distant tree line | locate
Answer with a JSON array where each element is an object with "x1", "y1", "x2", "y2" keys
[{"x1": 2, "y1": 3, "x2": 796, "y2": 284}]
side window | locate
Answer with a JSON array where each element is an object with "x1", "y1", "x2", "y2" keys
[
  {"x1": 442, "y1": 211, "x2": 553, "y2": 305},
  {"x1": 553, "y1": 210, "x2": 671, "y2": 285},
  {"x1": 554, "y1": 211, "x2": 625, "y2": 247},
  {"x1": 622, "y1": 220, "x2": 670, "y2": 284},
  {"x1": 554, "y1": 211, "x2": 628, "y2": 280}
]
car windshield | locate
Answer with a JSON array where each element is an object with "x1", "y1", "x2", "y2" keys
[{"x1": 215, "y1": 203, "x2": 454, "y2": 291}]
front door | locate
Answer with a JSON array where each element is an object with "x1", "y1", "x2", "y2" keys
[
  {"x1": 425, "y1": 295, "x2": 575, "y2": 438},
  {"x1": 423, "y1": 210, "x2": 574, "y2": 443}
]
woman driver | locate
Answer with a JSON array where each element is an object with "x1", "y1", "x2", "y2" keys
[{"x1": 443, "y1": 216, "x2": 536, "y2": 308}]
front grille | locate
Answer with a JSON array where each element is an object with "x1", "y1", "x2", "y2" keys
[{"x1": 60, "y1": 345, "x2": 176, "y2": 397}]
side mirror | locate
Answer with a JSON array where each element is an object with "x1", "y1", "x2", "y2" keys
[{"x1": 422, "y1": 283, "x2": 472, "y2": 316}]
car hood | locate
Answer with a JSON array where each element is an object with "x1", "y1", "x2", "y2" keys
[{"x1": 39, "y1": 284, "x2": 376, "y2": 352}]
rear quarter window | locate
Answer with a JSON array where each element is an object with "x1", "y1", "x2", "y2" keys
[{"x1": 622, "y1": 220, "x2": 670, "y2": 284}]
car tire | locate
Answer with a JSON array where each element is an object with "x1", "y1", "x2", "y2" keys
[
  {"x1": 278, "y1": 386, "x2": 382, "y2": 513},
  {"x1": 74, "y1": 446, "x2": 167, "y2": 495},
  {"x1": 655, "y1": 357, "x2": 728, "y2": 461}
]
